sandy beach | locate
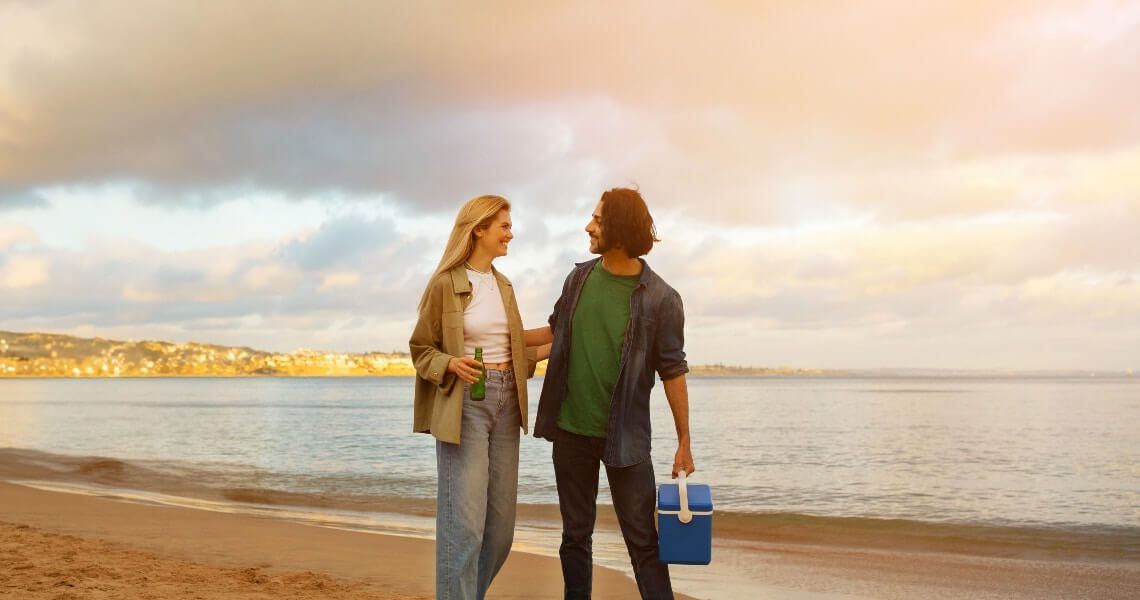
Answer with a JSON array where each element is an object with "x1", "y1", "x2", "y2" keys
[
  {"x1": 3, "y1": 476, "x2": 1139, "y2": 599},
  {"x1": 2, "y1": 520, "x2": 412, "y2": 600},
  {"x1": 0, "y1": 481, "x2": 674, "y2": 599}
]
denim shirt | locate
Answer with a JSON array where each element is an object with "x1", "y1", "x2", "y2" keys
[{"x1": 534, "y1": 257, "x2": 689, "y2": 467}]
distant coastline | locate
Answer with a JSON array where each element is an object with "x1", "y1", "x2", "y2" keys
[
  {"x1": 0, "y1": 330, "x2": 852, "y2": 378},
  {"x1": 0, "y1": 331, "x2": 1131, "y2": 379},
  {"x1": 1, "y1": 330, "x2": 846, "y2": 378},
  {"x1": 0, "y1": 330, "x2": 418, "y2": 378}
]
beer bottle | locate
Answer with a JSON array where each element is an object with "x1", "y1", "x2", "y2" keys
[{"x1": 470, "y1": 347, "x2": 486, "y2": 400}]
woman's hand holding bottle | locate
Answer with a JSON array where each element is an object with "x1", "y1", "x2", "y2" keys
[{"x1": 448, "y1": 356, "x2": 484, "y2": 383}]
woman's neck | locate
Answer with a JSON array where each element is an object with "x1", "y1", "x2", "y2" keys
[{"x1": 465, "y1": 250, "x2": 493, "y2": 273}]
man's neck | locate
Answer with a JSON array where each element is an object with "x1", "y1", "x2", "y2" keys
[{"x1": 599, "y1": 250, "x2": 642, "y2": 277}]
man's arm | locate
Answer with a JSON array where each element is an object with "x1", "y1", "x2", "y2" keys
[
  {"x1": 664, "y1": 374, "x2": 695, "y2": 478},
  {"x1": 655, "y1": 288, "x2": 692, "y2": 478}
]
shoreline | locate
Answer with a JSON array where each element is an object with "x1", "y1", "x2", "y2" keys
[
  {"x1": 3, "y1": 447, "x2": 1140, "y2": 598},
  {"x1": 2, "y1": 447, "x2": 1136, "y2": 563},
  {"x1": 9, "y1": 476, "x2": 1138, "y2": 566},
  {"x1": 4, "y1": 479, "x2": 1138, "y2": 600}
]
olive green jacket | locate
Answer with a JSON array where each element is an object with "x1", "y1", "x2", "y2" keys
[{"x1": 410, "y1": 264, "x2": 537, "y2": 444}]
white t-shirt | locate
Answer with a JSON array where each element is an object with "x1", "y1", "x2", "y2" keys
[{"x1": 463, "y1": 268, "x2": 511, "y2": 364}]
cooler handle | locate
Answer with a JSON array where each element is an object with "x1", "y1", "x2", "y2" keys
[{"x1": 678, "y1": 470, "x2": 693, "y2": 524}]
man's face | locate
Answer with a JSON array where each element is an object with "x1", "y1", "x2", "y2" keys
[{"x1": 585, "y1": 201, "x2": 605, "y2": 254}]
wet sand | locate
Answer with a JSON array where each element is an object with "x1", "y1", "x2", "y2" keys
[
  {"x1": 3, "y1": 446, "x2": 1140, "y2": 599},
  {"x1": 0, "y1": 481, "x2": 679, "y2": 599}
]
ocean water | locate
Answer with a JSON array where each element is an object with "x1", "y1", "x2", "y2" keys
[{"x1": 1, "y1": 376, "x2": 1137, "y2": 530}]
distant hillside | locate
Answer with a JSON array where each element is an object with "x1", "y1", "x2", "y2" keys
[
  {"x1": 0, "y1": 330, "x2": 416, "y2": 377},
  {"x1": 688, "y1": 364, "x2": 848, "y2": 377}
]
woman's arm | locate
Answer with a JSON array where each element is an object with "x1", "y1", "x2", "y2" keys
[
  {"x1": 524, "y1": 325, "x2": 554, "y2": 347},
  {"x1": 409, "y1": 278, "x2": 481, "y2": 386},
  {"x1": 526, "y1": 266, "x2": 574, "y2": 348},
  {"x1": 409, "y1": 305, "x2": 454, "y2": 389}
]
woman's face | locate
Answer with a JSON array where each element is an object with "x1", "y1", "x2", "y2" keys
[{"x1": 475, "y1": 209, "x2": 513, "y2": 258}]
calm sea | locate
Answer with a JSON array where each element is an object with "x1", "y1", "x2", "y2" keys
[{"x1": 1, "y1": 376, "x2": 1137, "y2": 530}]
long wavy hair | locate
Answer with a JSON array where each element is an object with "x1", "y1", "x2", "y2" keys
[{"x1": 419, "y1": 194, "x2": 511, "y2": 309}]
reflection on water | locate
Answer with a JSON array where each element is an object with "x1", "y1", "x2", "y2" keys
[{"x1": 1, "y1": 376, "x2": 1137, "y2": 528}]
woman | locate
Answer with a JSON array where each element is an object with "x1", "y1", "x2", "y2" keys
[{"x1": 409, "y1": 194, "x2": 549, "y2": 600}]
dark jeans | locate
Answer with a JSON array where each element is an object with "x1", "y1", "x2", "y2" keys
[{"x1": 553, "y1": 428, "x2": 673, "y2": 600}]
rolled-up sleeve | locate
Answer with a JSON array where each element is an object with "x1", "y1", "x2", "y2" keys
[
  {"x1": 653, "y1": 289, "x2": 689, "y2": 381},
  {"x1": 524, "y1": 346, "x2": 539, "y2": 378}
]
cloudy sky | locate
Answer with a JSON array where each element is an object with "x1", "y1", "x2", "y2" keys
[{"x1": 2, "y1": 1, "x2": 1138, "y2": 370}]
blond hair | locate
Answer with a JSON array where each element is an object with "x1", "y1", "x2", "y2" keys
[{"x1": 419, "y1": 195, "x2": 511, "y2": 308}]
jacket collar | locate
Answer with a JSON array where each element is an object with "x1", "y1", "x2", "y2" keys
[
  {"x1": 448, "y1": 264, "x2": 471, "y2": 294},
  {"x1": 575, "y1": 256, "x2": 655, "y2": 288}
]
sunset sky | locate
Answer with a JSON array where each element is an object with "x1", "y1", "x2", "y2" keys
[{"x1": 2, "y1": 1, "x2": 1138, "y2": 370}]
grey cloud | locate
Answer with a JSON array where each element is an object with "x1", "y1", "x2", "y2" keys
[
  {"x1": 10, "y1": 94, "x2": 612, "y2": 216},
  {"x1": 0, "y1": 186, "x2": 48, "y2": 211},
  {"x1": 153, "y1": 266, "x2": 206, "y2": 287},
  {"x1": 2, "y1": 199, "x2": 1138, "y2": 368},
  {"x1": 4, "y1": 2, "x2": 1139, "y2": 221},
  {"x1": 278, "y1": 215, "x2": 400, "y2": 271},
  {"x1": 0, "y1": 212, "x2": 440, "y2": 334}
]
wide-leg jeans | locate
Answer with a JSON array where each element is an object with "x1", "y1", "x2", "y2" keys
[{"x1": 435, "y1": 368, "x2": 521, "y2": 600}]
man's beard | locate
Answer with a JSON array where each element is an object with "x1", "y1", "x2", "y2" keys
[{"x1": 590, "y1": 235, "x2": 610, "y2": 254}]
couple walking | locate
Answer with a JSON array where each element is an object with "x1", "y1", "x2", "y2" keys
[{"x1": 410, "y1": 188, "x2": 695, "y2": 600}]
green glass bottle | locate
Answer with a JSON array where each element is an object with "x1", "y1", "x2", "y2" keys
[{"x1": 470, "y1": 347, "x2": 486, "y2": 401}]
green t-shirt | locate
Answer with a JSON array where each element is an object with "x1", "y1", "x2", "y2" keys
[{"x1": 558, "y1": 261, "x2": 639, "y2": 438}]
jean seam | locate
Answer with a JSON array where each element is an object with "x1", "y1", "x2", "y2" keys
[
  {"x1": 496, "y1": 375, "x2": 504, "y2": 414},
  {"x1": 442, "y1": 443, "x2": 451, "y2": 600}
]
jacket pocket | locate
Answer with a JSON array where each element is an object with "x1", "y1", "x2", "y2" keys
[
  {"x1": 442, "y1": 310, "x2": 463, "y2": 329},
  {"x1": 442, "y1": 310, "x2": 464, "y2": 354},
  {"x1": 636, "y1": 316, "x2": 657, "y2": 351}
]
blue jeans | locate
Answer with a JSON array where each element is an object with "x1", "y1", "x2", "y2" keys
[
  {"x1": 553, "y1": 428, "x2": 673, "y2": 600},
  {"x1": 436, "y1": 368, "x2": 521, "y2": 600}
]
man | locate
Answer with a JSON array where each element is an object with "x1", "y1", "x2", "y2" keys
[{"x1": 525, "y1": 188, "x2": 694, "y2": 600}]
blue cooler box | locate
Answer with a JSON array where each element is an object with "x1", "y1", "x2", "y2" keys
[{"x1": 657, "y1": 472, "x2": 713, "y2": 565}]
